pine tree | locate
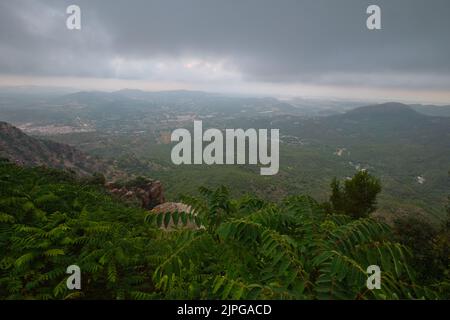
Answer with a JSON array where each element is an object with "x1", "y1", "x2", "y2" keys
[{"x1": 329, "y1": 171, "x2": 381, "y2": 219}]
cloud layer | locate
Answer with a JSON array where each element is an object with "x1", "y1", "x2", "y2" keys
[{"x1": 0, "y1": 0, "x2": 449, "y2": 95}]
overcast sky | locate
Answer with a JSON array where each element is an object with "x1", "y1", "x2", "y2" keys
[{"x1": 0, "y1": 0, "x2": 449, "y2": 103}]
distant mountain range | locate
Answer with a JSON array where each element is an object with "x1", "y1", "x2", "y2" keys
[
  {"x1": 410, "y1": 104, "x2": 450, "y2": 117},
  {"x1": 52, "y1": 89, "x2": 300, "y2": 116}
]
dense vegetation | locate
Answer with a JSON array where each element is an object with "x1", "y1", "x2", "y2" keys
[
  {"x1": 0, "y1": 161, "x2": 448, "y2": 299},
  {"x1": 14, "y1": 93, "x2": 449, "y2": 223},
  {"x1": 328, "y1": 171, "x2": 382, "y2": 218},
  {"x1": 389, "y1": 173, "x2": 449, "y2": 288}
]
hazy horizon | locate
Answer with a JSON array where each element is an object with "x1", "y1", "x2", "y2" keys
[{"x1": 0, "y1": 0, "x2": 449, "y2": 104}]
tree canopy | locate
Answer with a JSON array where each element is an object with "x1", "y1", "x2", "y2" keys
[
  {"x1": 328, "y1": 171, "x2": 382, "y2": 218},
  {"x1": 0, "y1": 163, "x2": 447, "y2": 299}
]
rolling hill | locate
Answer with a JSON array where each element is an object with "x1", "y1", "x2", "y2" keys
[{"x1": 0, "y1": 121, "x2": 113, "y2": 177}]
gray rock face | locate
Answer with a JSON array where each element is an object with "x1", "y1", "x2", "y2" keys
[{"x1": 108, "y1": 179, "x2": 165, "y2": 210}]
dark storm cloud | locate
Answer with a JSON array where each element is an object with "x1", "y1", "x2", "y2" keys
[{"x1": 0, "y1": 0, "x2": 449, "y2": 89}]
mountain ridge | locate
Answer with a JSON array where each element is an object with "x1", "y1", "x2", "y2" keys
[
  {"x1": 341, "y1": 102, "x2": 423, "y2": 118},
  {"x1": 0, "y1": 121, "x2": 113, "y2": 177}
]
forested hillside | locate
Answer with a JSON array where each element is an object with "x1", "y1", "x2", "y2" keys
[
  {"x1": 0, "y1": 121, "x2": 115, "y2": 177},
  {"x1": 0, "y1": 161, "x2": 447, "y2": 299}
]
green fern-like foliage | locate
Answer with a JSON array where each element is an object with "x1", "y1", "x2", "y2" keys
[
  {"x1": 0, "y1": 163, "x2": 158, "y2": 299},
  {"x1": 148, "y1": 191, "x2": 444, "y2": 299},
  {"x1": 0, "y1": 162, "x2": 446, "y2": 299}
]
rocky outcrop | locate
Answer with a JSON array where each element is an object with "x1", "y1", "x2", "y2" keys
[
  {"x1": 107, "y1": 178, "x2": 165, "y2": 210},
  {"x1": 150, "y1": 202, "x2": 199, "y2": 230},
  {"x1": 151, "y1": 202, "x2": 193, "y2": 215},
  {"x1": 0, "y1": 121, "x2": 166, "y2": 209}
]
